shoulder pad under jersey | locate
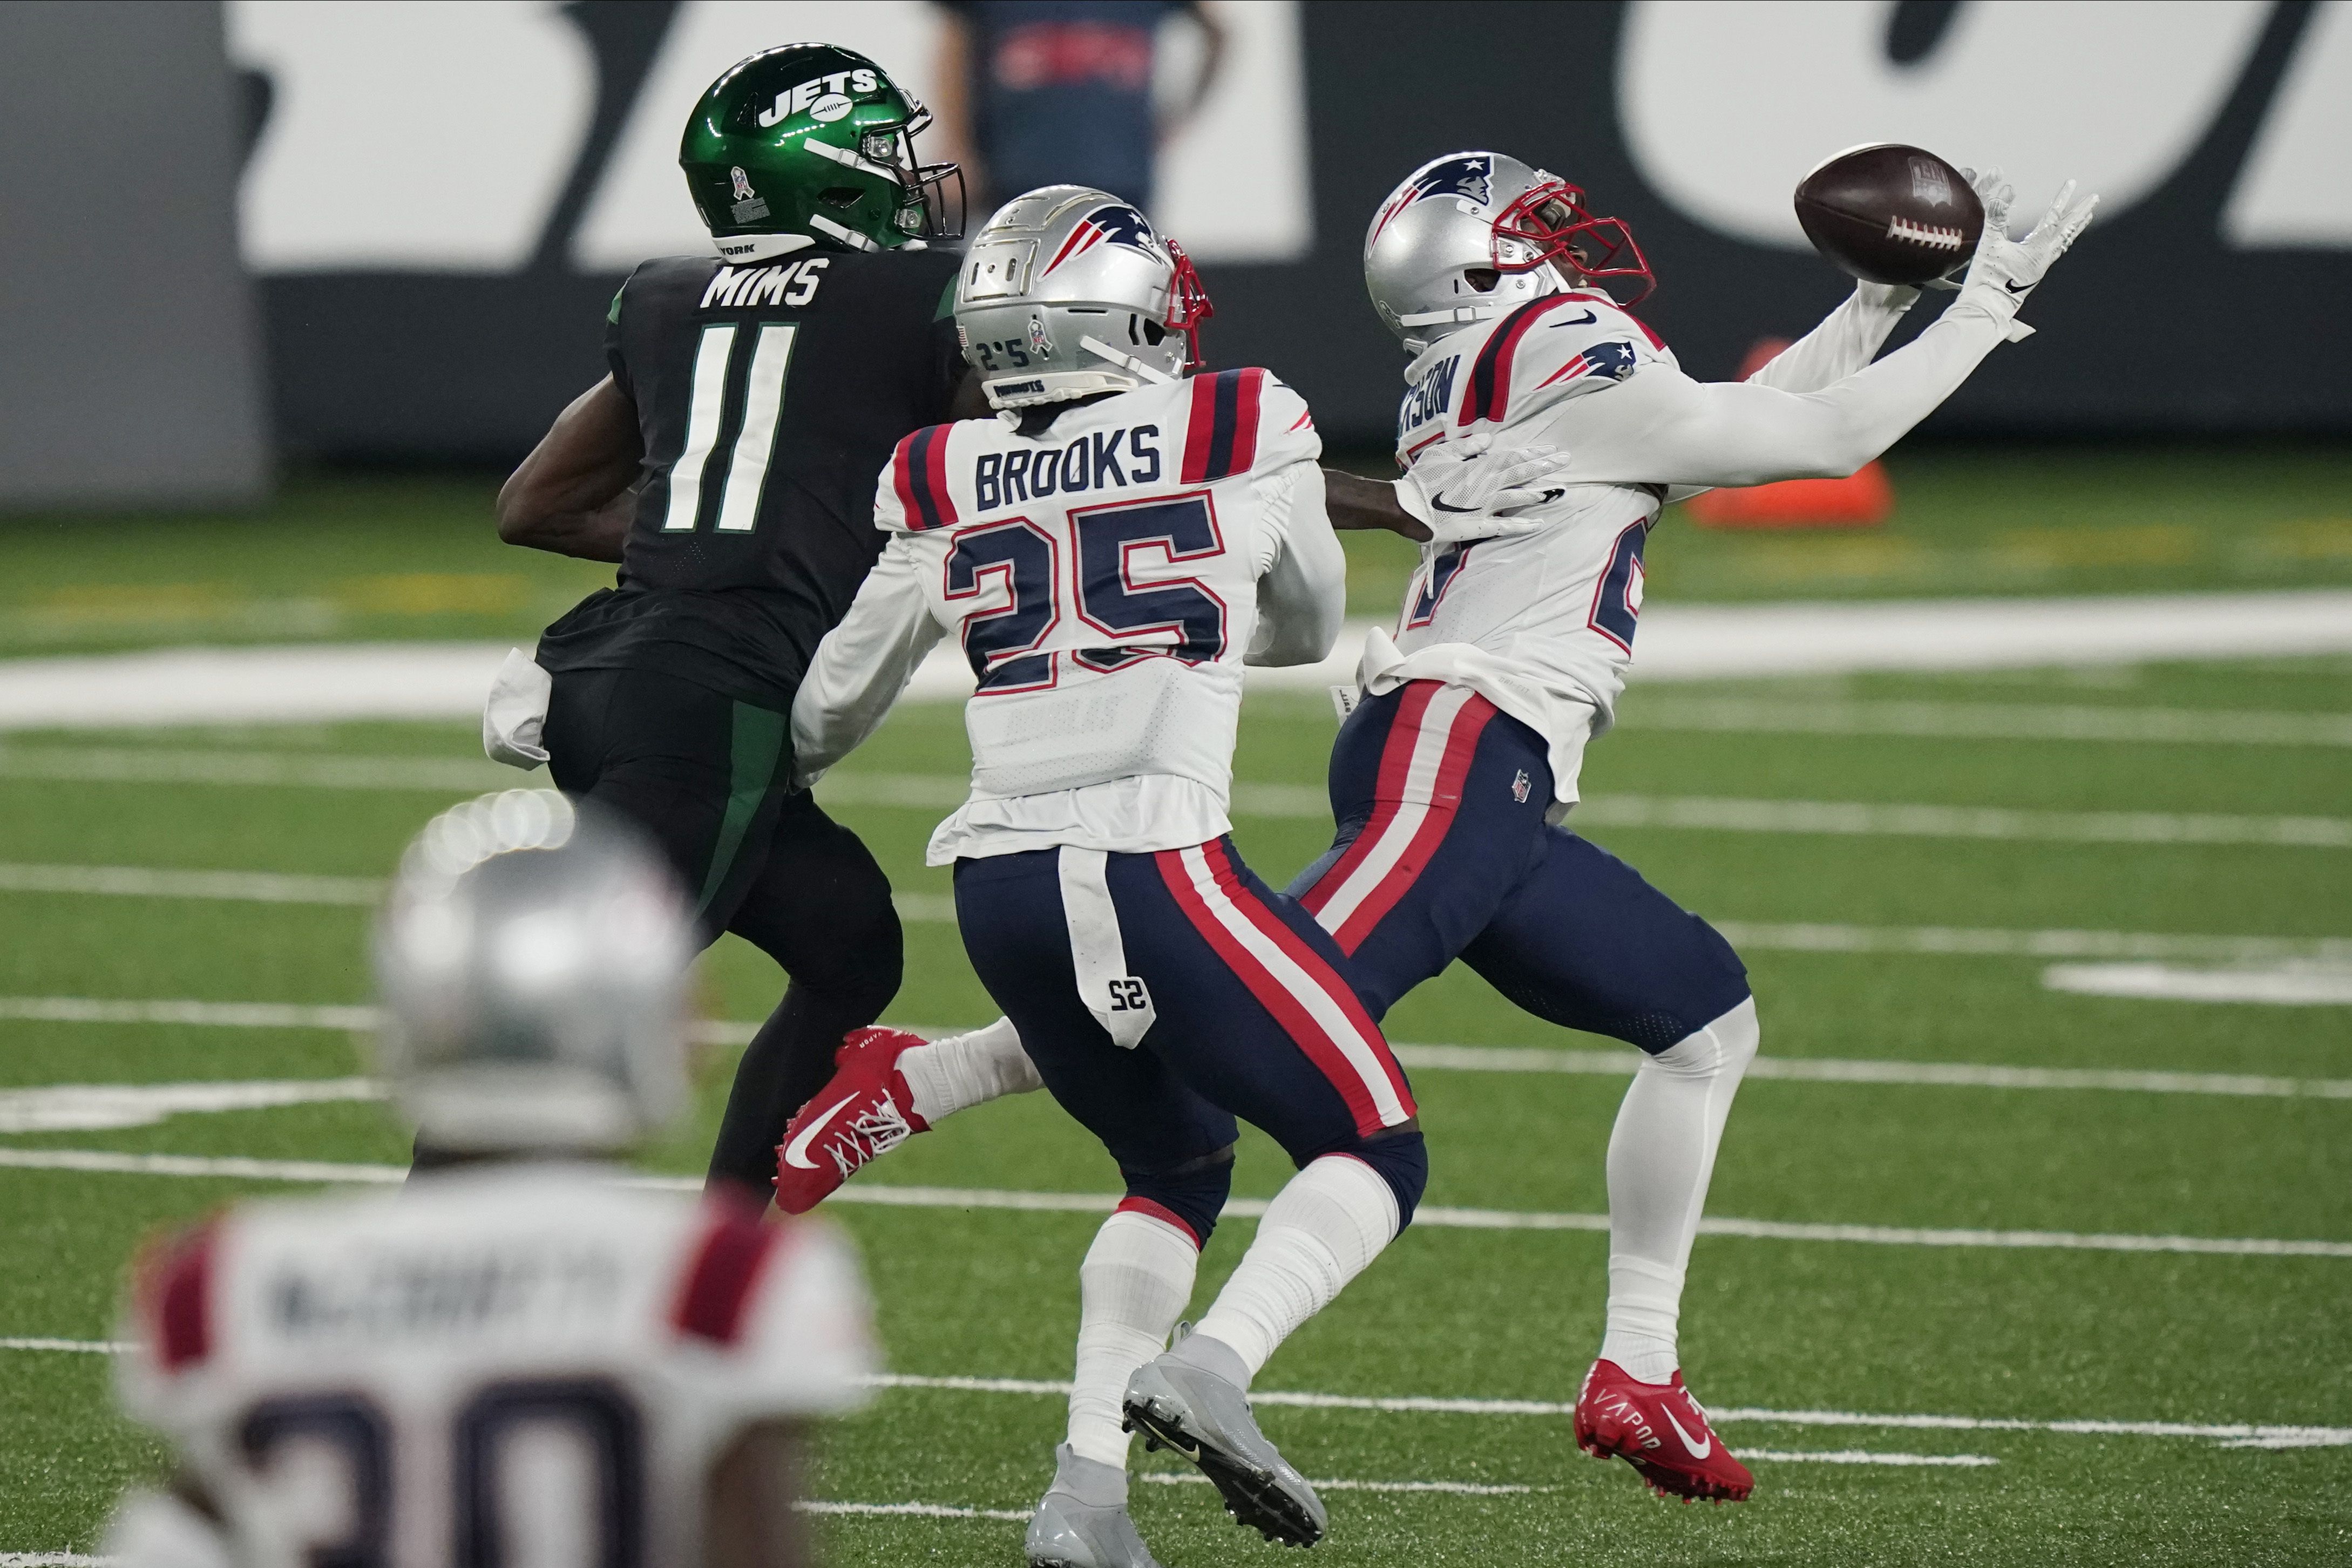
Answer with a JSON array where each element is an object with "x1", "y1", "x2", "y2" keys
[
  {"x1": 1171, "y1": 369, "x2": 1320, "y2": 485},
  {"x1": 1454, "y1": 291, "x2": 1673, "y2": 432}
]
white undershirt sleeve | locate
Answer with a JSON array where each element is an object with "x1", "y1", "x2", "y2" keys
[
  {"x1": 1245, "y1": 464, "x2": 1347, "y2": 667},
  {"x1": 789, "y1": 533, "x2": 947, "y2": 783},
  {"x1": 1744, "y1": 282, "x2": 1919, "y2": 396},
  {"x1": 1660, "y1": 282, "x2": 1921, "y2": 504},
  {"x1": 1563, "y1": 296, "x2": 2008, "y2": 490}
]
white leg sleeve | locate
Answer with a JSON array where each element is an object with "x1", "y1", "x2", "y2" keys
[
  {"x1": 1066, "y1": 1210, "x2": 1199, "y2": 1468},
  {"x1": 897, "y1": 1016, "x2": 1041, "y2": 1124},
  {"x1": 1598, "y1": 996, "x2": 1759, "y2": 1384},
  {"x1": 1190, "y1": 1155, "x2": 1400, "y2": 1384}
]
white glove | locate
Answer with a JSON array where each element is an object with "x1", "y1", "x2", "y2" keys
[
  {"x1": 1393, "y1": 432, "x2": 1575, "y2": 545},
  {"x1": 1954, "y1": 172, "x2": 2098, "y2": 341},
  {"x1": 1925, "y1": 165, "x2": 2016, "y2": 291}
]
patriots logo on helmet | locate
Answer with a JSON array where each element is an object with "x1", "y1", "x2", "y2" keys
[
  {"x1": 1041, "y1": 202, "x2": 1164, "y2": 276},
  {"x1": 1369, "y1": 154, "x2": 1495, "y2": 247}
]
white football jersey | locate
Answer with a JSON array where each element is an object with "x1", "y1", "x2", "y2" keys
[
  {"x1": 794, "y1": 368, "x2": 1345, "y2": 863},
  {"x1": 1372, "y1": 283, "x2": 1922, "y2": 802},
  {"x1": 116, "y1": 1165, "x2": 876, "y2": 1568}
]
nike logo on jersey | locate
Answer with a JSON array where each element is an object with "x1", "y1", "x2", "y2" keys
[
  {"x1": 1547, "y1": 310, "x2": 1600, "y2": 327},
  {"x1": 782, "y1": 1092, "x2": 860, "y2": 1170},
  {"x1": 1663, "y1": 1409, "x2": 1713, "y2": 1457}
]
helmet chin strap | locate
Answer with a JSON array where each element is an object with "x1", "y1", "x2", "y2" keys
[{"x1": 1079, "y1": 335, "x2": 1178, "y2": 384}]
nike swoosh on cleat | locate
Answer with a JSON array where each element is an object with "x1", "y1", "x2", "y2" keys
[
  {"x1": 1662, "y1": 1409, "x2": 1713, "y2": 1458},
  {"x1": 782, "y1": 1092, "x2": 860, "y2": 1170}
]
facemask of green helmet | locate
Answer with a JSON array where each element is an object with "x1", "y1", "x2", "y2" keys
[{"x1": 680, "y1": 43, "x2": 964, "y2": 263}]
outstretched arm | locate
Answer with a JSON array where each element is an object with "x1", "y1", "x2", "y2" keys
[
  {"x1": 496, "y1": 375, "x2": 642, "y2": 561},
  {"x1": 1573, "y1": 180, "x2": 2096, "y2": 490},
  {"x1": 790, "y1": 535, "x2": 947, "y2": 783}
]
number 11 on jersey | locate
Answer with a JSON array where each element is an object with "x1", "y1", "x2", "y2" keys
[{"x1": 662, "y1": 323, "x2": 799, "y2": 535}]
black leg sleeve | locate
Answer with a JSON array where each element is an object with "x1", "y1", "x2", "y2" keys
[{"x1": 704, "y1": 791, "x2": 904, "y2": 1198}]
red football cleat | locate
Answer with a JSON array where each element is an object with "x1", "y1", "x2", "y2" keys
[
  {"x1": 1574, "y1": 1359, "x2": 1755, "y2": 1503},
  {"x1": 771, "y1": 1027, "x2": 930, "y2": 1214}
]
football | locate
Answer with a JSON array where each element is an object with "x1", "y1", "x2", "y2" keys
[{"x1": 1794, "y1": 142, "x2": 1983, "y2": 286}]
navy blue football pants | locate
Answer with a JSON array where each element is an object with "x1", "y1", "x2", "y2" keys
[
  {"x1": 1290, "y1": 681, "x2": 1751, "y2": 1054},
  {"x1": 954, "y1": 839, "x2": 1427, "y2": 1245}
]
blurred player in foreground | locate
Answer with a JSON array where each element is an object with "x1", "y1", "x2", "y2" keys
[
  {"x1": 792, "y1": 187, "x2": 1461, "y2": 1567},
  {"x1": 778, "y1": 151, "x2": 2095, "y2": 1505},
  {"x1": 105, "y1": 791, "x2": 877, "y2": 1568}
]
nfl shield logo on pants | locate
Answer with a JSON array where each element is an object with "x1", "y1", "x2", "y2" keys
[{"x1": 1511, "y1": 769, "x2": 1531, "y2": 804}]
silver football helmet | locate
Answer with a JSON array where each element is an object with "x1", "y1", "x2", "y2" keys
[
  {"x1": 374, "y1": 790, "x2": 694, "y2": 1155},
  {"x1": 954, "y1": 185, "x2": 1212, "y2": 409},
  {"x1": 1364, "y1": 151, "x2": 1654, "y2": 355}
]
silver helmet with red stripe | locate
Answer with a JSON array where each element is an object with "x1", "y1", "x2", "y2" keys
[
  {"x1": 374, "y1": 791, "x2": 694, "y2": 1156},
  {"x1": 1365, "y1": 151, "x2": 1653, "y2": 355},
  {"x1": 954, "y1": 185, "x2": 1212, "y2": 409}
]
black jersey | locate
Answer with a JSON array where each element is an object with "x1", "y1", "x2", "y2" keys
[{"x1": 537, "y1": 246, "x2": 965, "y2": 709}]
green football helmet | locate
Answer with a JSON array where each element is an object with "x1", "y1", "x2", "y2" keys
[{"x1": 681, "y1": 43, "x2": 962, "y2": 262}]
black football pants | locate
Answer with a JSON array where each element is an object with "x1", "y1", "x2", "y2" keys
[{"x1": 541, "y1": 666, "x2": 903, "y2": 1199}]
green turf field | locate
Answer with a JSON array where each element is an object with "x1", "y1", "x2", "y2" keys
[
  {"x1": 0, "y1": 636, "x2": 2346, "y2": 1562},
  {"x1": 1, "y1": 453, "x2": 2348, "y2": 1564}
]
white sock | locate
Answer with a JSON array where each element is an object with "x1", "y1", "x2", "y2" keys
[
  {"x1": 1190, "y1": 1155, "x2": 1400, "y2": 1384},
  {"x1": 1598, "y1": 997, "x2": 1759, "y2": 1383},
  {"x1": 897, "y1": 1016, "x2": 1041, "y2": 1124},
  {"x1": 1067, "y1": 1209, "x2": 1199, "y2": 1468}
]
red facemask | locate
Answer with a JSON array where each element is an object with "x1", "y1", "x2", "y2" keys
[{"x1": 1491, "y1": 179, "x2": 1656, "y2": 307}]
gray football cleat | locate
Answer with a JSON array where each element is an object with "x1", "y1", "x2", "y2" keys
[
  {"x1": 1025, "y1": 1444, "x2": 1164, "y2": 1568},
  {"x1": 1122, "y1": 1347, "x2": 1327, "y2": 1547}
]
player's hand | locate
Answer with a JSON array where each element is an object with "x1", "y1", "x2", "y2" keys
[
  {"x1": 1394, "y1": 433, "x2": 1574, "y2": 546},
  {"x1": 1957, "y1": 177, "x2": 2098, "y2": 331}
]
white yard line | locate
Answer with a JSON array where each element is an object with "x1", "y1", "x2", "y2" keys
[
  {"x1": 795, "y1": 1500, "x2": 1034, "y2": 1522},
  {"x1": 1138, "y1": 1471, "x2": 1550, "y2": 1495},
  {"x1": 0, "y1": 1556, "x2": 109, "y2": 1567},
  {"x1": 6, "y1": 994, "x2": 2347, "y2": 1097},
  {"x1": 2043, "y1": 962, "x2": 2352, "y2": 1007},
  {"x1": 1734, "y1": 1450, "x2": 1999, "y2": 1467},
  {"x1": 0, "y1": 748, "x2": 511, "y2": 792},
  {"x1": 0, "y1": 1079, "x2": 383, "y2": 1132},
  {"x1": 8, "y1": 1342, "x2": 2339, "y2": 1449},
  {"x1": 1626, "y1": 696, "x2": 2352, "y2": 749},
  {"x1": 821, "y1": 772, "x2": 2352, "y2": 849},
  {"x1": 2, "y1": 1149, "x2": 2343, "y2": 1259},
  {"x1": 7, "y1": 861, "x2": 2347, "y2": 971},
  {"x1": 15, "y1": 746, "x2": 2342, "y2": 849},
  {"x1": 0, "y1": 863, "x2": 381, "y2": 905}
]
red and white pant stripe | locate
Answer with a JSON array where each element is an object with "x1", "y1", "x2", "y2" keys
[
  {"x1": 1300, "y1": 682, "x2": 1495, "y2": 954},
  {"x1": 1156, "y1": 840, "x2": 1415, "y2": 1136}
]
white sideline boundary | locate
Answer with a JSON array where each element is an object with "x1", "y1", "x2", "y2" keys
[
  {"x1": 4, "y1": 995, "x2": 2348, "y2": 1097},
  {"x1": 1, "y1": 1148, "x2": 2344, "y2": 1259},
  {"x1": 8, "y1": 1341, "x2": 2336, "y2": 1450},
  {"x1": 4, "y1": 596, "x2": 2350, "y2": 731}
]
